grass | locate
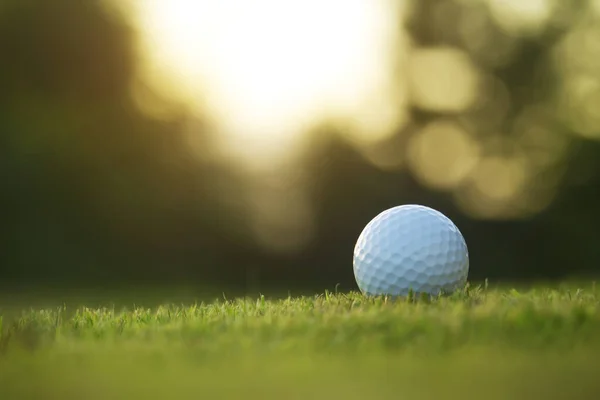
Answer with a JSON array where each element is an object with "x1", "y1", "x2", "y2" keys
[{"x1": 1, "y1": 282, "x2": 599, "y2": 399}]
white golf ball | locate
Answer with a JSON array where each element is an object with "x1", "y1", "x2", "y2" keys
[{"x1": 353, "y1": 204, "x2": 469, "y2": 296}]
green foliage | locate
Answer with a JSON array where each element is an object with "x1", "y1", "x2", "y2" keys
[{"x1": 1, "y1": 284, "x2": 599, "y2": 398}]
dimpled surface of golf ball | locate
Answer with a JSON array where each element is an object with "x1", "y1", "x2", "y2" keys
[{"x1": 353, "y1": 204, "x2": 469, "y2": 296}]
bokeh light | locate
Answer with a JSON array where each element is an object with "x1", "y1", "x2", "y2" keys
[
  {"x1": 407, "y1": 120, "x2": 480, "y2": 190},
  {"x1": 486, "y1": 0, "x2": 553, "y2": 37},
  {"x1": 554, "y1": 18, "x2": 600, "y2": 140},
  {"x1": 359, "y1": 133, "x2": 409, "y2": 171},
  {"x1": 408, "y1": 47, "x2": 481, "y2": 113},
  {"x1": 458, "y1": 5, "x2": 518, "y2": 68}
]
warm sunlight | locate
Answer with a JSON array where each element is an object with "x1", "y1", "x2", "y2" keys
[{"x1": 134, "y1": 0, "x2": 405, "y2": 162}]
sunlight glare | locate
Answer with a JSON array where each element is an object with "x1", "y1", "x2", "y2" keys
[{"x1": 135, "y1": 0, "x2": 402, "y2": 162}]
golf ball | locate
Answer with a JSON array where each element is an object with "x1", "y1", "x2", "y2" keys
[{"x1": 353, "y1": 204, "x2": 469, "y2": 296}]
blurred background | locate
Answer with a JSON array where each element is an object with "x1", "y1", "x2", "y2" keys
[{"x1": 1, "y1": 0, "x2": 599, "y2": 295}]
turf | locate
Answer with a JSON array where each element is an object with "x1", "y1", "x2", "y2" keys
[{"x1": 1, "y1": 283, "x2": 599, "y2": 399}]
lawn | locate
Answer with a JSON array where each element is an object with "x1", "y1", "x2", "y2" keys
[{"x1": 1, "y1": 283, "x2": 599, "y2": 399}]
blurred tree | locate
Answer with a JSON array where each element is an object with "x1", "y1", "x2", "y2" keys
[
  {"x1": 0, "y1": 0, "x2": 250, "y2": 285},
  {"x1": 0, "y1": 0, "x2": 599, "y2": 291}
]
